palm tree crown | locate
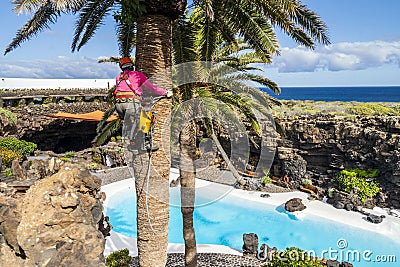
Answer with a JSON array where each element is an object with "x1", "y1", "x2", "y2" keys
[{"x1": 6, "y1": 0, "x2": 329, "y2": 56}]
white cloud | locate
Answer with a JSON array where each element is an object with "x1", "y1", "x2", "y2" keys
[
  {"x1": 271, "y1": 40, "x2": 400, "y2": 72},
  {"x1": 0, "y1": 56, "x2": 119, "y2": 78}
]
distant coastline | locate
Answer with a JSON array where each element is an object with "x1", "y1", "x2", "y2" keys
[
  {"x1": 261, "y1": 86, "x2": 400, "y2": 102},
  {"x1": 2, "y1": 79, "x2": 400, "y2": 103}
]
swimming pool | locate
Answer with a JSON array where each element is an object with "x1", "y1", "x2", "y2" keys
[{"x1": 103, "y1": 179, "x2": 400, "y2": 266}]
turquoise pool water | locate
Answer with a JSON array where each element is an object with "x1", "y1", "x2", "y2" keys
[{"x1": 105, "y1": 186, "x2": 400, "y2": 266}]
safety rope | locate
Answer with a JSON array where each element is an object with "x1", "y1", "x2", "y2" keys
[
  {"x1": 133, "y1": 96, "x2": 165, "y2": 235},
  {"x1": 144, "y1": 113, "x2": 156, "y2": 235}
]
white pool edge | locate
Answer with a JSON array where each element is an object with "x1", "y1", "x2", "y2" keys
[{"x1": 101, "y1": 168, "x2": 400, "y2": 256}]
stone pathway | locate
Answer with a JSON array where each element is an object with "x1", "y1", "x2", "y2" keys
[
  {"x1": 93, "y1": 166, "x2": 132, "y2": 186},
  {"x1": 131, "y1": 253, "x2": 264, "y2": 267}
]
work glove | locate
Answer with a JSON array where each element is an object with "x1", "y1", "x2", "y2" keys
[{"x1": 166, "y1": 90, "x2": 173, "y2": 98}]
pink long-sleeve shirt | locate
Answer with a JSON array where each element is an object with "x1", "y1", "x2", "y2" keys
[{"x1": 115, "y1": 70, "x2": 166, "y2": 96}]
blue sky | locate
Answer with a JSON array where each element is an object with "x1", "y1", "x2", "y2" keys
[{"x1": 0, "y1": 0, "x2": 400, "y2": 86}]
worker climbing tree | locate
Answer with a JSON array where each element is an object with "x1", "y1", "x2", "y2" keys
[{"x1": 113, "y1": 57, "x2": 172, "y2": 152}]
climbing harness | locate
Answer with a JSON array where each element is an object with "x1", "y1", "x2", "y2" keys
[{"x1": 114, "y1": 72, "x2": 142, "y2": 99}]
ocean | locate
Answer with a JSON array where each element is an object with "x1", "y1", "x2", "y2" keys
[{"x1": 260, "y1": 86, "x2": 400, "y2": 102}]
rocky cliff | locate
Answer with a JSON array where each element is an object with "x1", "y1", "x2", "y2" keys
[
  {"x1": 1, "y1": 102, "x2": 110, "y2": 152},
  {"x1": 0, "y1": 164, "x2": 106, "y2": 266},
  {"x1": 272, "y1": 114, "x2": 400, "y2": 208},
  {"x1": 1, "y1": 101, "x2": 399, "y2": 208}
]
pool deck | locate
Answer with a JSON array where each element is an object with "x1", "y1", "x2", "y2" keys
[{"x1": 100, "y1": 168, "x2": 400, "y2": 258}]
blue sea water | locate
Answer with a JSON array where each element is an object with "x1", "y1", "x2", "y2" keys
[
  {"x1": 105, "y1": 186, "x2": 400, "y2": 266},
  {"x1": 260, "y1": 86, "x2": 400, "y2": 102}
]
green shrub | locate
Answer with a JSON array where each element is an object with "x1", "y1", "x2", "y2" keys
[
  {"x1": 347, "y1": 103, "x2": 399, "y2": 116},
  {"x1": 0, "y1": 108, "x2": 17, "y2": 126},
  {"x1": 86, "y1": 163, "x2": 98, "y2": 170},
  {"x1": 64, "y1": 151, "x2": 75, "y2": 158},
  {"x1": 106, "y1": 248, "x2": 134, "y2": 267},
  {"x1": 264, "y1": 247, "x2": 324, "y2": 267},
  {"x1": 261, "y1": 176, "x2": 273, "y2": 185},
  {"x1": 328, "y1": 188, "x2": 335, "y2": 198},
  {"x1": 3, "y1": 168, "x2": 13, "y2": 177},
  {"x1": 334, "y1": 168, "x2": 381, "y2": 203},
  {"x1": 301, "y1": 179, "x2": 313, "y2": 186},
  {"x1": 272, "y1": 100, "x2": 400, "y2": 118},
  {"x1": 110, "y1": 136, "x2": 116, "y2": 142},
  {"x1": 0, "y1": 149, "x2": 22, "y2": 167},
  {"x1": 93, "y1": 156, "x2": 102, "y2": 163},
  {"x1": 261, "y1": 170, "x2": 272, "y2": 185},
  {"x1": 0, "y1": 138, "x2": 37, "y2": 156}
]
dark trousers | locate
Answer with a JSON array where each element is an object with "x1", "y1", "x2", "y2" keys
[{"x1": 115, "y1": 102, "x2": 141, "y2": 142}]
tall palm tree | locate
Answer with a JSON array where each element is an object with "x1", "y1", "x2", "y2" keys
[
  {"x1": 172, "y1": 29, "x2": 279, "y2": 267},
  {"x1": 171, "y1": 2, "x2": 329, "y2": 265},
  {"x1": 131, "y1": 3, "x2": 185, "y2": 266}
]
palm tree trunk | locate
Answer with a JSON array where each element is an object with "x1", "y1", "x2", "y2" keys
[
  {"x1": 179, "y1": 120, "x2": 198, "y2": 267},
  {"x1": 134, "y1": 13, "x2": 172, "y2": 267},
  {"x1": 211, "y1": 133, "x2": 243, "y2": 182}
]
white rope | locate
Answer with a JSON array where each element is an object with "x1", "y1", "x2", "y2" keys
[
  {"x1": 145, "y1": 118, "x2": 156, "y2": 235},
  {"x1": 139, "y1": 97, "x2": 165, "y2": 235}
]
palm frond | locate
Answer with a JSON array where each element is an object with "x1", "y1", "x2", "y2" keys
[
  {"x1": 51, "y1": 0, "x2": 87, "y2": 13},
  {"x1": 236, "y1": 51, "x2": 270, "y2": 65},
  {"x1": 266, "y1": 94, "x2": 282, "y2": 107},
  {"x1": 228, "y1": 73, "x2": 280, "y2": 94},
  {"x1": 72, "y1": 0, "x2": 114, "y2": 52},
  {"x1": 96, "y1": 106, "x2": 116, "y2": 133},
  {"x1": 105, "y1": 85, "x2": 116, "y2": 102},
  {"x1": 5, "y1": 2, "x2": 60, "y2": 55},
  {"x1": 11, "y1": 0, "x2": 86, "y2": 14},
  {"x1": 117, "y1": 21, "x2": 136, "y2": 57},
  {"x1": 238, "y1": 92, "x2": 284, "y2": 136},
  {"x1": 173, "y1": 15, "x2": 196, "y2": 64},
  {"x1": 215, "y1": 39, "x2": 247, "y2": 58},
  {"x1": 93, "y1": 118, "x2": 121, "y2": 146},
  {"x1": 72, "y1": 0, "x2": 99, "y2": 52},
  {"x1": 207, "y1": 63, "x2": 241, "y2": 85},
  {"x1": 293, "y1": 4, "x2": 330, "y2": 46},
  {"x1": 218, "y1": 52, "x2": 271, "y2": 71},
  {"x1": 204, "y1": 97, "x2": 244, "y2": 134},
  {"x1": 213, "y1": 91, "x2": 261, "y2": 135},
  {"x1": 12, "y1": 0, "x2": 41, "y2": 14},
  {"x1": 194, "y1": 87, "x2": 213, "y2": 98},
  {"x1": 216, "y1": 79, "x2": 272, "y2": 114},
  {"x1": 239, "y1": 93, "x2": 270, "y2": 114},
  {"x1": 221, "y1": 2, "x2": 280, "y2": 56},
  {"x1": 252, "y1": 0, "x2": 330, "y2": 48},
  {"x1": 191, "y1": 7, "x2": 221, "y2": 61}
]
